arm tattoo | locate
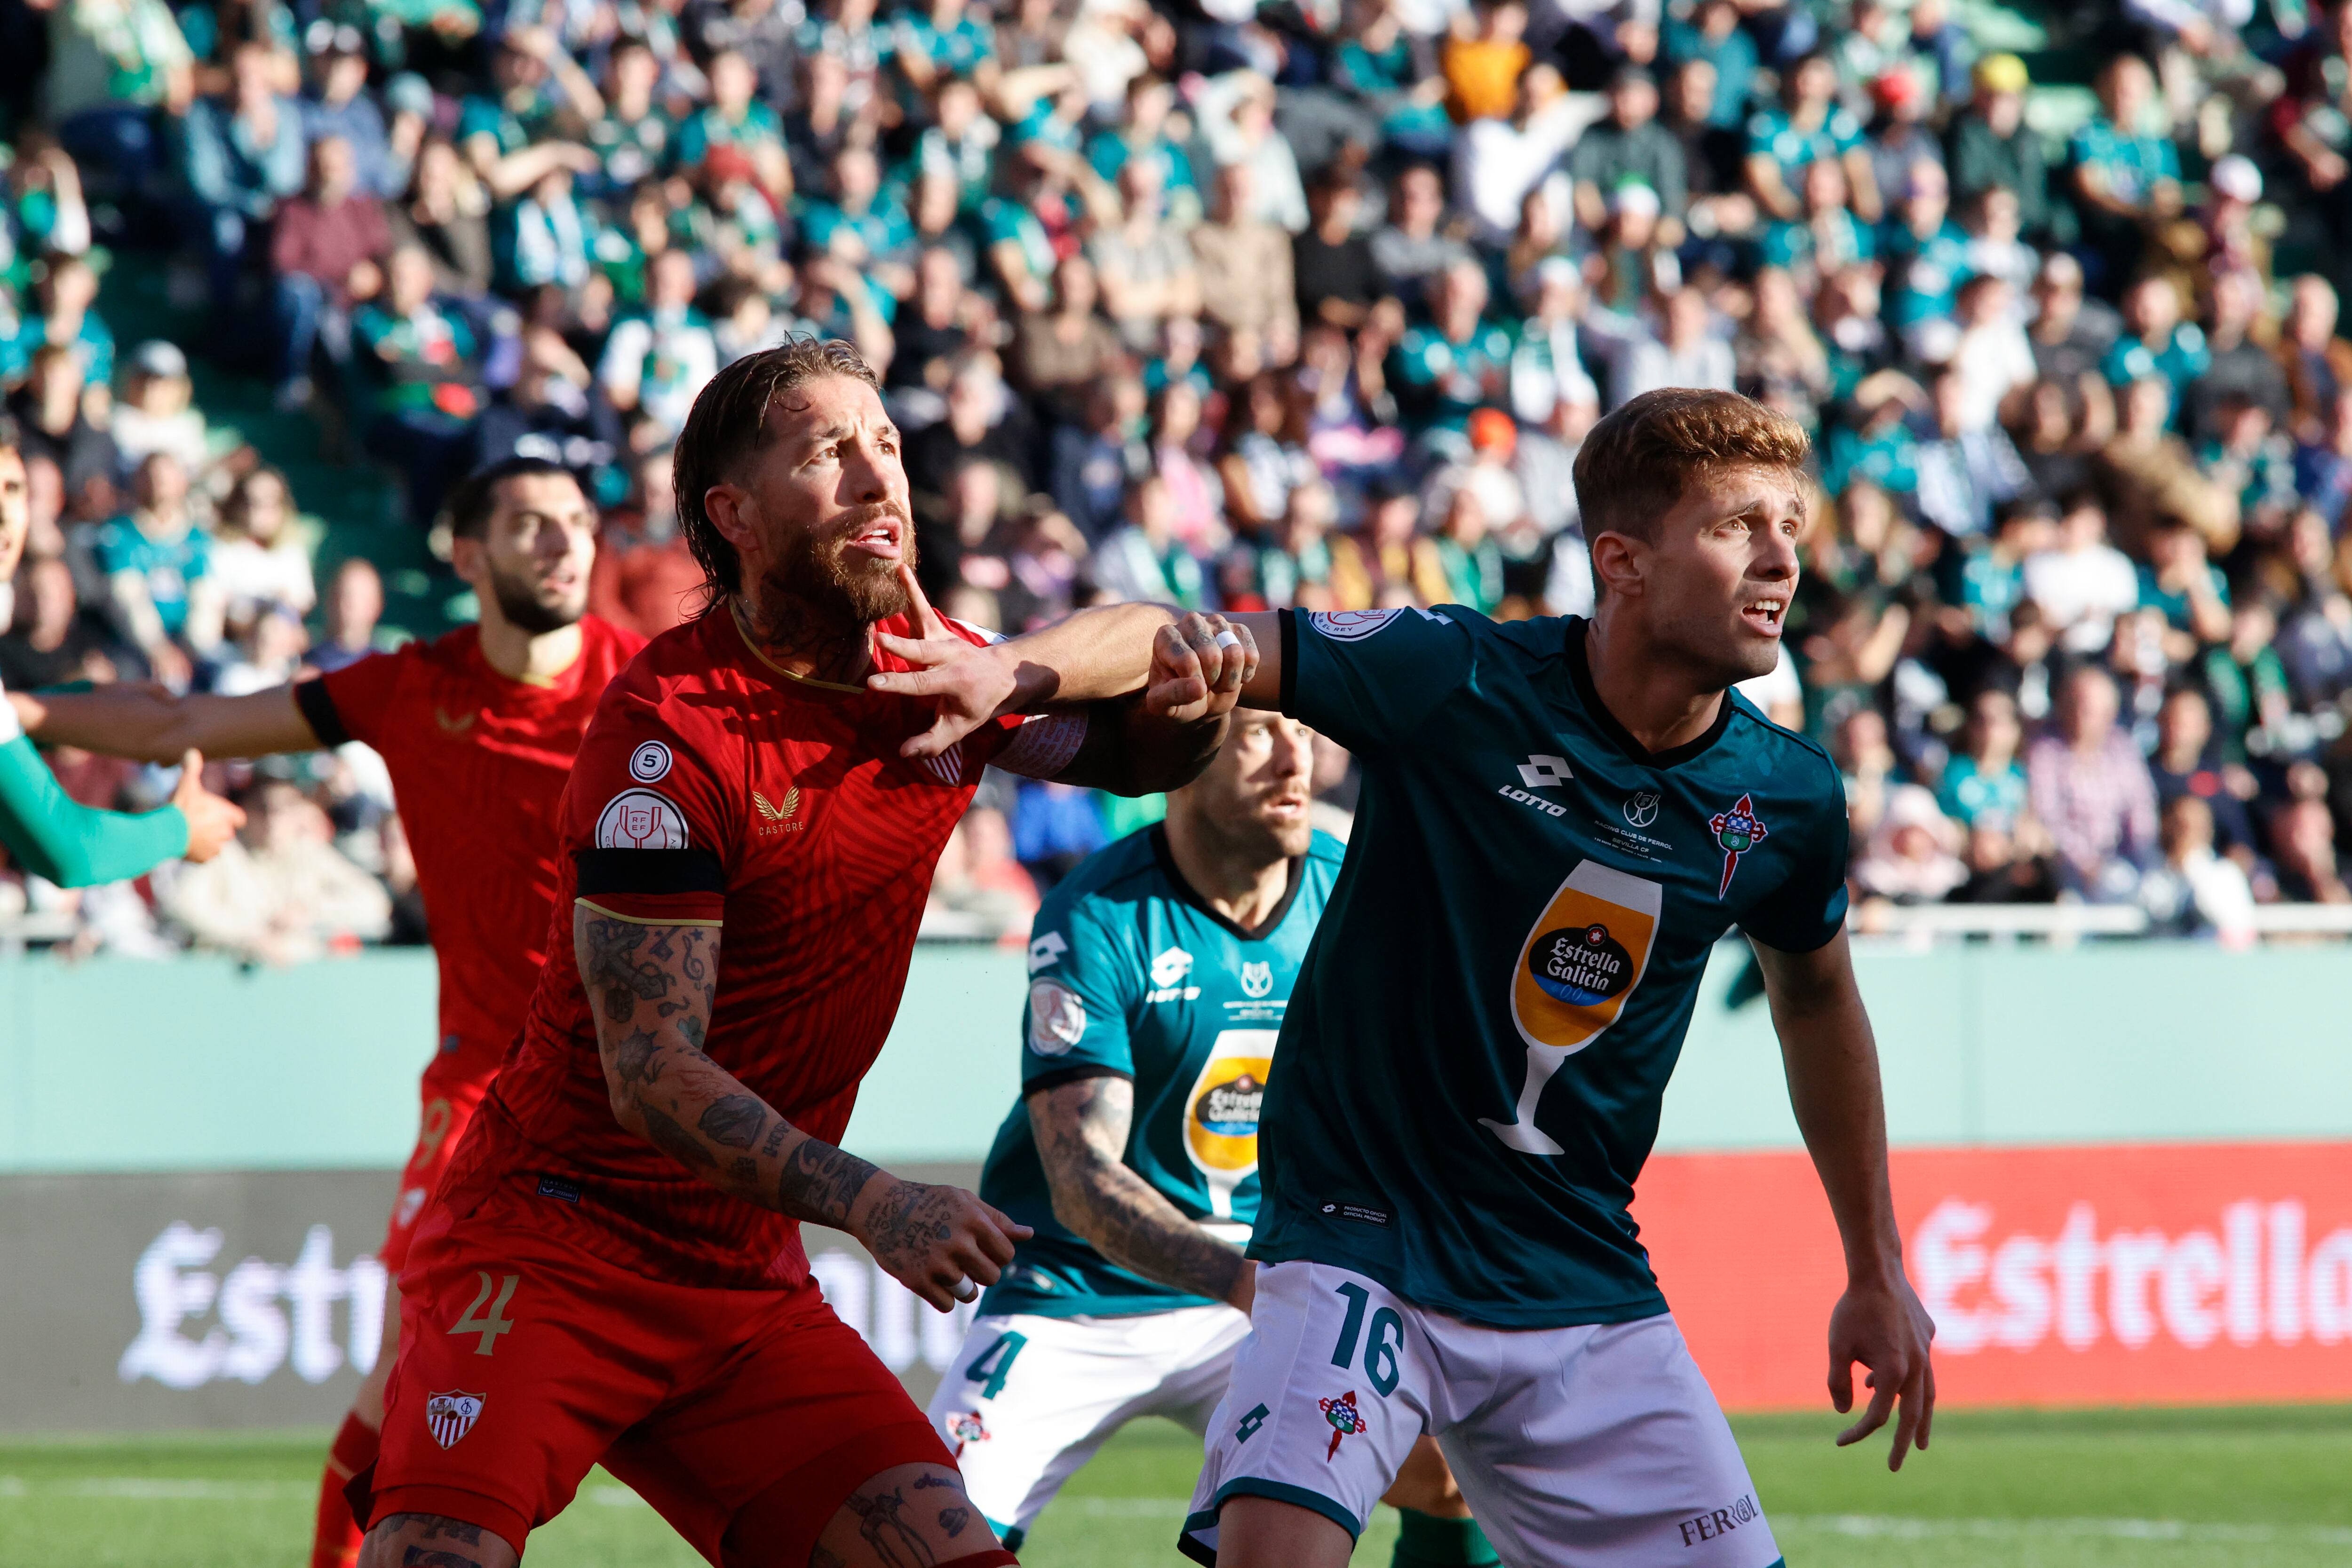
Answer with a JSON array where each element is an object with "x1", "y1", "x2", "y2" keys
[
  {"x1": 580, "y1": 917, "x2": 675, "y2": 1022},
  {"x1": 938, "y1": 1506, "x2": 969, "y2": 1537},
  {"x1": 381, "y1": 1518, "x2": 482, "y2": 1546},
  {"x1": 699, "y1": 1094, "x2": 766, "y2": 1149},
  {"x1": 777, "y1": 1137, "x2": 881, "y2": 1227},
  {"x1": 639, "y1": 1100, "x2": 718, "y2": 1170},
  {"x1": 1031, "y1": 1077, "x2": 1245, "y2": 1302},
  {"x1": 614, "y1": 1028, "x2": 663, "y2": 1089}
]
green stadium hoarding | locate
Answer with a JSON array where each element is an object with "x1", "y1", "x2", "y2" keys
[
  {"x1": 2, "y1": 942, "x2": 2350, "y2": 1173},
  {"x1": 6, "y1": 942, "x2": 2352, "y2": 1430}
]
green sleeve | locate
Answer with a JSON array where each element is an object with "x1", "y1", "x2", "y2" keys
[{"x1": 0, "y1": 734, "x2": 191, "y2": 888}]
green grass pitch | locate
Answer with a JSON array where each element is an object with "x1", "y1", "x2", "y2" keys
[{"x1": 1, "y1": 1406, "x2": 2348, "y2": 1566}]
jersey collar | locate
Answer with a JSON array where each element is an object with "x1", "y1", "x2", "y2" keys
[
  {"x1": 1150, "y1": 825, "x2": 1306, "y2": 943},
  {"x1": 728, "y1": 599, "x2": 872, "y2": 695},
  {"x1": 1562, "y1": 617, "x2": 1733, "y2": 770}
]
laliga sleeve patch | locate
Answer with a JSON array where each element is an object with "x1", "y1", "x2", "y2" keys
[
  {"x1": 628, "y1": 740, "x2": 673, "y2": 782},
  {"x1": 1307, "y1": 609, "x2": 1404, "y2": 642},
  {"x1": 596, "y1": 789, "x2": 690, "y2": 849},
  {"x1": 1027, "y1": 979, "x2": 1086, "y2": 1056}
]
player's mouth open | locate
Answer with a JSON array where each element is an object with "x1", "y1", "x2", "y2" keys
[
  {"x1": 842, "y1": 517, "x2": 904, "y2": 560},
  {"x1": 1741, "y1": 596, "x2": 1786, "y2": 634},
  {"x1": 1262, "y1": 792, "x2": 1310, "y2": 819}
]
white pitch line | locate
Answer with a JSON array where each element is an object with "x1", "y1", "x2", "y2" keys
[
  {"x1": 0, "y1": 1476, "x2": 312, "y2": 1502},
  {"x1": 1782, "y1": 1514, "x2": 2352, "y2": 1548}
]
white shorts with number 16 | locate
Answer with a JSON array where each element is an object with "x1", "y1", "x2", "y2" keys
[{"x1": 1180, "y1": 1261, "x2": 1782, "y2": 1568}]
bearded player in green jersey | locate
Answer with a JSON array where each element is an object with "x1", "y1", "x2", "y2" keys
[{"x1": 874, "y1": 387, "x2": 1934, "y2": 1568}]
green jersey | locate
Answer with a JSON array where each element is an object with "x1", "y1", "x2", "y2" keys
[
  {"x1": 1252, "y1": 608, "x2": 1848, "y2": 1329},
  {"x1": 977, "y1": 825, "x2": 1344, "y2": 1320}
]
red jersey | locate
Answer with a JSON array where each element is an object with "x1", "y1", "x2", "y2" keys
[
  {"x1": 295, "y1": 617, "x2": 647, "y2": 1081},
  {"x1": 461, "y1": 607, "x2": 1086, "y2": 1291}
]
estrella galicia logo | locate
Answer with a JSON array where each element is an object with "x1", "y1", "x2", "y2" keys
[
  {"x1": 1239, "y1": 960, "x2": 1273, "y2": 998},
  {"x1": 1623, "y1": 790, "x2": 1661, "y2": 827},
  {"x1": 1526, "y1": 923, "x2": 1635, "y2": 1007},
  {"x1": 1193, "y1": 1073, "x2": 1264, "y2": 1138}
]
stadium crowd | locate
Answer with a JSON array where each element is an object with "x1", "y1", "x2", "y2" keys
[{"x1": 2, "y1": 0, "x2": 2352, "y2": 952}]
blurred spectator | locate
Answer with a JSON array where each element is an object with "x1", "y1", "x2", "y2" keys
[
  {"x1": 269, "y1": 134, "x2": 390, "y2": 408},
  {"x1": 93, "y1": 451, "x2": 214, "y2": 683},
  {"x1": 183, "y1": 41, "x2": 307, "y2": 320},
  {"x1": 0, "y1": 553, "x2": 115, "y2": 689},
  {"x1": 1936, "y1": 687, "x2": 2028, "y2": 829},
  {"x1": 588, "y1": 449, "x2": 701, "y2": 636},
  {"x1": 309, "y1": 557, "x2": 384, "y2": 673},
  {"x1": 208, "y1": 465, "x2": 314, "y2": 628},
  {"x1": 109, "y1": 340, "x2": 208, "y2": 471},
  {"x1": 2148, "y1": 684, "x2": 2257, "y2": 856},
  {"x1": 2027, "y1": 664, "x2": 2160, "y2": 897},
  {"x1": 1854, "y1": 783, "x2": 1967, "y2": 903},
  {"x1": 2141, "y1": 794, "x2": 2258, "y2": 940},
  {"x1": 164, "y1": 776, "x2": 392, "y2": 963}
]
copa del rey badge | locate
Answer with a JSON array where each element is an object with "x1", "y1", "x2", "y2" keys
[{"x1": 426, "y1": 1391, "x2": 486, "y2": 1449}]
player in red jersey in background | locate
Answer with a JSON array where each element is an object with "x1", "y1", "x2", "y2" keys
[
  {"x1": 352, "y1": 338, "x2": 1258, "y2": 1568},
  {"x1": 10, "y1": 456, "x2": 644, "y2": 1568}
]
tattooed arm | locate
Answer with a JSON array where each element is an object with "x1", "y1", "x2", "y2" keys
[
  {"x1": 1028, "y1": 1074, "x2": 1255, "y2": 1312},
  {"x1": 574, "y1": 908, "x2": 1030, "y2": 1309}
]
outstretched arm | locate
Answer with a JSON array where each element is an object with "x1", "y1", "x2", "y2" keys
[
  {"x1": 14, "y1": 683, "x2": 322, "y2": 763},
  {"x1": 1751, "y1": 929, "x2": 1935, "y2": 1471},
  {"x1": 1028, "y1": 1075, "x2": 1254, "y2": 1311},
  {"x1": 574, "y1": 907, "x2": 1030, "y2": 1309},
  {"x1": 863, "y1": 564, "x2": 1285, "y2": 761},
  {"x1": 0, "y1": 737, "x2": 242, "y2": 883}
]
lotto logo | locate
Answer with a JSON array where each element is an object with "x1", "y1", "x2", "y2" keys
[{"x1": 1517, "y1": 754, "x2": 1574, "y2": 789}]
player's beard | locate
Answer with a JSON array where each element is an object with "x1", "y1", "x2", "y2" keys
[
  {"x1": 485, "y1": 561, "x2": 587, "y2": 635},
  {"x1": 759, "y1": 504, "x2": 918, "y2": 631}
]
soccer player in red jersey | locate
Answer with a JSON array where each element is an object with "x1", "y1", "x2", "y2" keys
[
  {"x1": 12, "y1": 457, "x2": 644, "y2": 1568},
  {"x1": 351, "y1": 339, "x2": 1255, "y2": 1568}
]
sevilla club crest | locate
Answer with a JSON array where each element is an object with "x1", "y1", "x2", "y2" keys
[
  {"x1": 1319, "y1": 1390, "x2": 1367, "y2": 1459},
  {"x1": 1708, "y1": 794, "x2": 1769, "y2": 898},
  {"x1": 425, "y1": 1391, "x2": 485, "y2": 1449}
]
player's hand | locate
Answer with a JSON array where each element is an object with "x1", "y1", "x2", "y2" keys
[
  {"x1": 1145, "y1": 612, "x2": 1256, "y2": 724},
  {"x1": 172, "y1": 751, "x2": 246, "y2": 863},
  {"x1": 867, "y1": 564, "x2": 1023, "y2": 760},
  {"x1": 1828, "y1": 1268, "x2": 1936, "y2": 1470},
  {"x1": 853, "y1": 1175, "x2": 1033, "y2": 1312}
]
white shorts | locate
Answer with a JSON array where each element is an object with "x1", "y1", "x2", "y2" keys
[
  {"x1": 1181, "y1": 1262, "x2": 1780, "y2": 1568},
  {"x1": 926, "y1": 1302, "x2": 1253, "y2": 1546}
]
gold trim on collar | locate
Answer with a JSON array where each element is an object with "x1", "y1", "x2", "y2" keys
[{"x1": 729, "y1": 602, "x2": 871, "y2": 693}]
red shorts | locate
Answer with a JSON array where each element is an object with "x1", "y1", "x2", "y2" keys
[
  {"x1": 378, "y1": 1061, "x2": 491, "y2": 1277},
  {"x1": 356, "y1": 1180, "x2": 953, "y2": 1564}
]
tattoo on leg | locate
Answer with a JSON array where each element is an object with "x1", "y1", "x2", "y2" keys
[
  {"x1": 638, "y1": 1100, "x2": 718, "y2": 1169},
  {"x1": 938, "y1": 1506, "x2": 969, "y2": 1537},
  {"x1": 777, "y1": 1138, "x2": 880, "y2": 1226},
  {"x1": 845, "y1": 1489, "x2": 938, "y2": 1568},
  {"x1": 699, "y1": 1094, "x2": 766, "y2": 1149}
]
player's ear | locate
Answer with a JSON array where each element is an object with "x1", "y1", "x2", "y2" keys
[
  {"x1": 1589, "y1": 529, "x2": 1646, "y2": 600},
  {"x1": 704, "y1": 483, "x2": 757, "y2": 553},
  {"x1": 448, "y1": 531, "x2": 485, "y2": 594}
]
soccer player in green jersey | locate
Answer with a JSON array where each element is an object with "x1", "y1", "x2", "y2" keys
[{"x1": 878, "y1": 386, "x2": 1934, "y2": 1568}]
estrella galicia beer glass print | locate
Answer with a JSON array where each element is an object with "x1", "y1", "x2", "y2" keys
[
  {"x1": 1485, "y1": 861, "x2": 1662, "y2": 1155},
  {"x1": 1183, "y1": 1029, "x2": 1277, "y2": 1219}
]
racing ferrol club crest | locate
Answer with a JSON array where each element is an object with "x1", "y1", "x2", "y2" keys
[
  {"x1": 1319, "y1": 1390, "x2": 1367, "y2": 1459},
  {"x1": 425, "y1": 1391, "x2": 485, "y2": 1449},
  {"x1": 1708, "y1": 794, "x2": 1770, "y2": 898}
]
